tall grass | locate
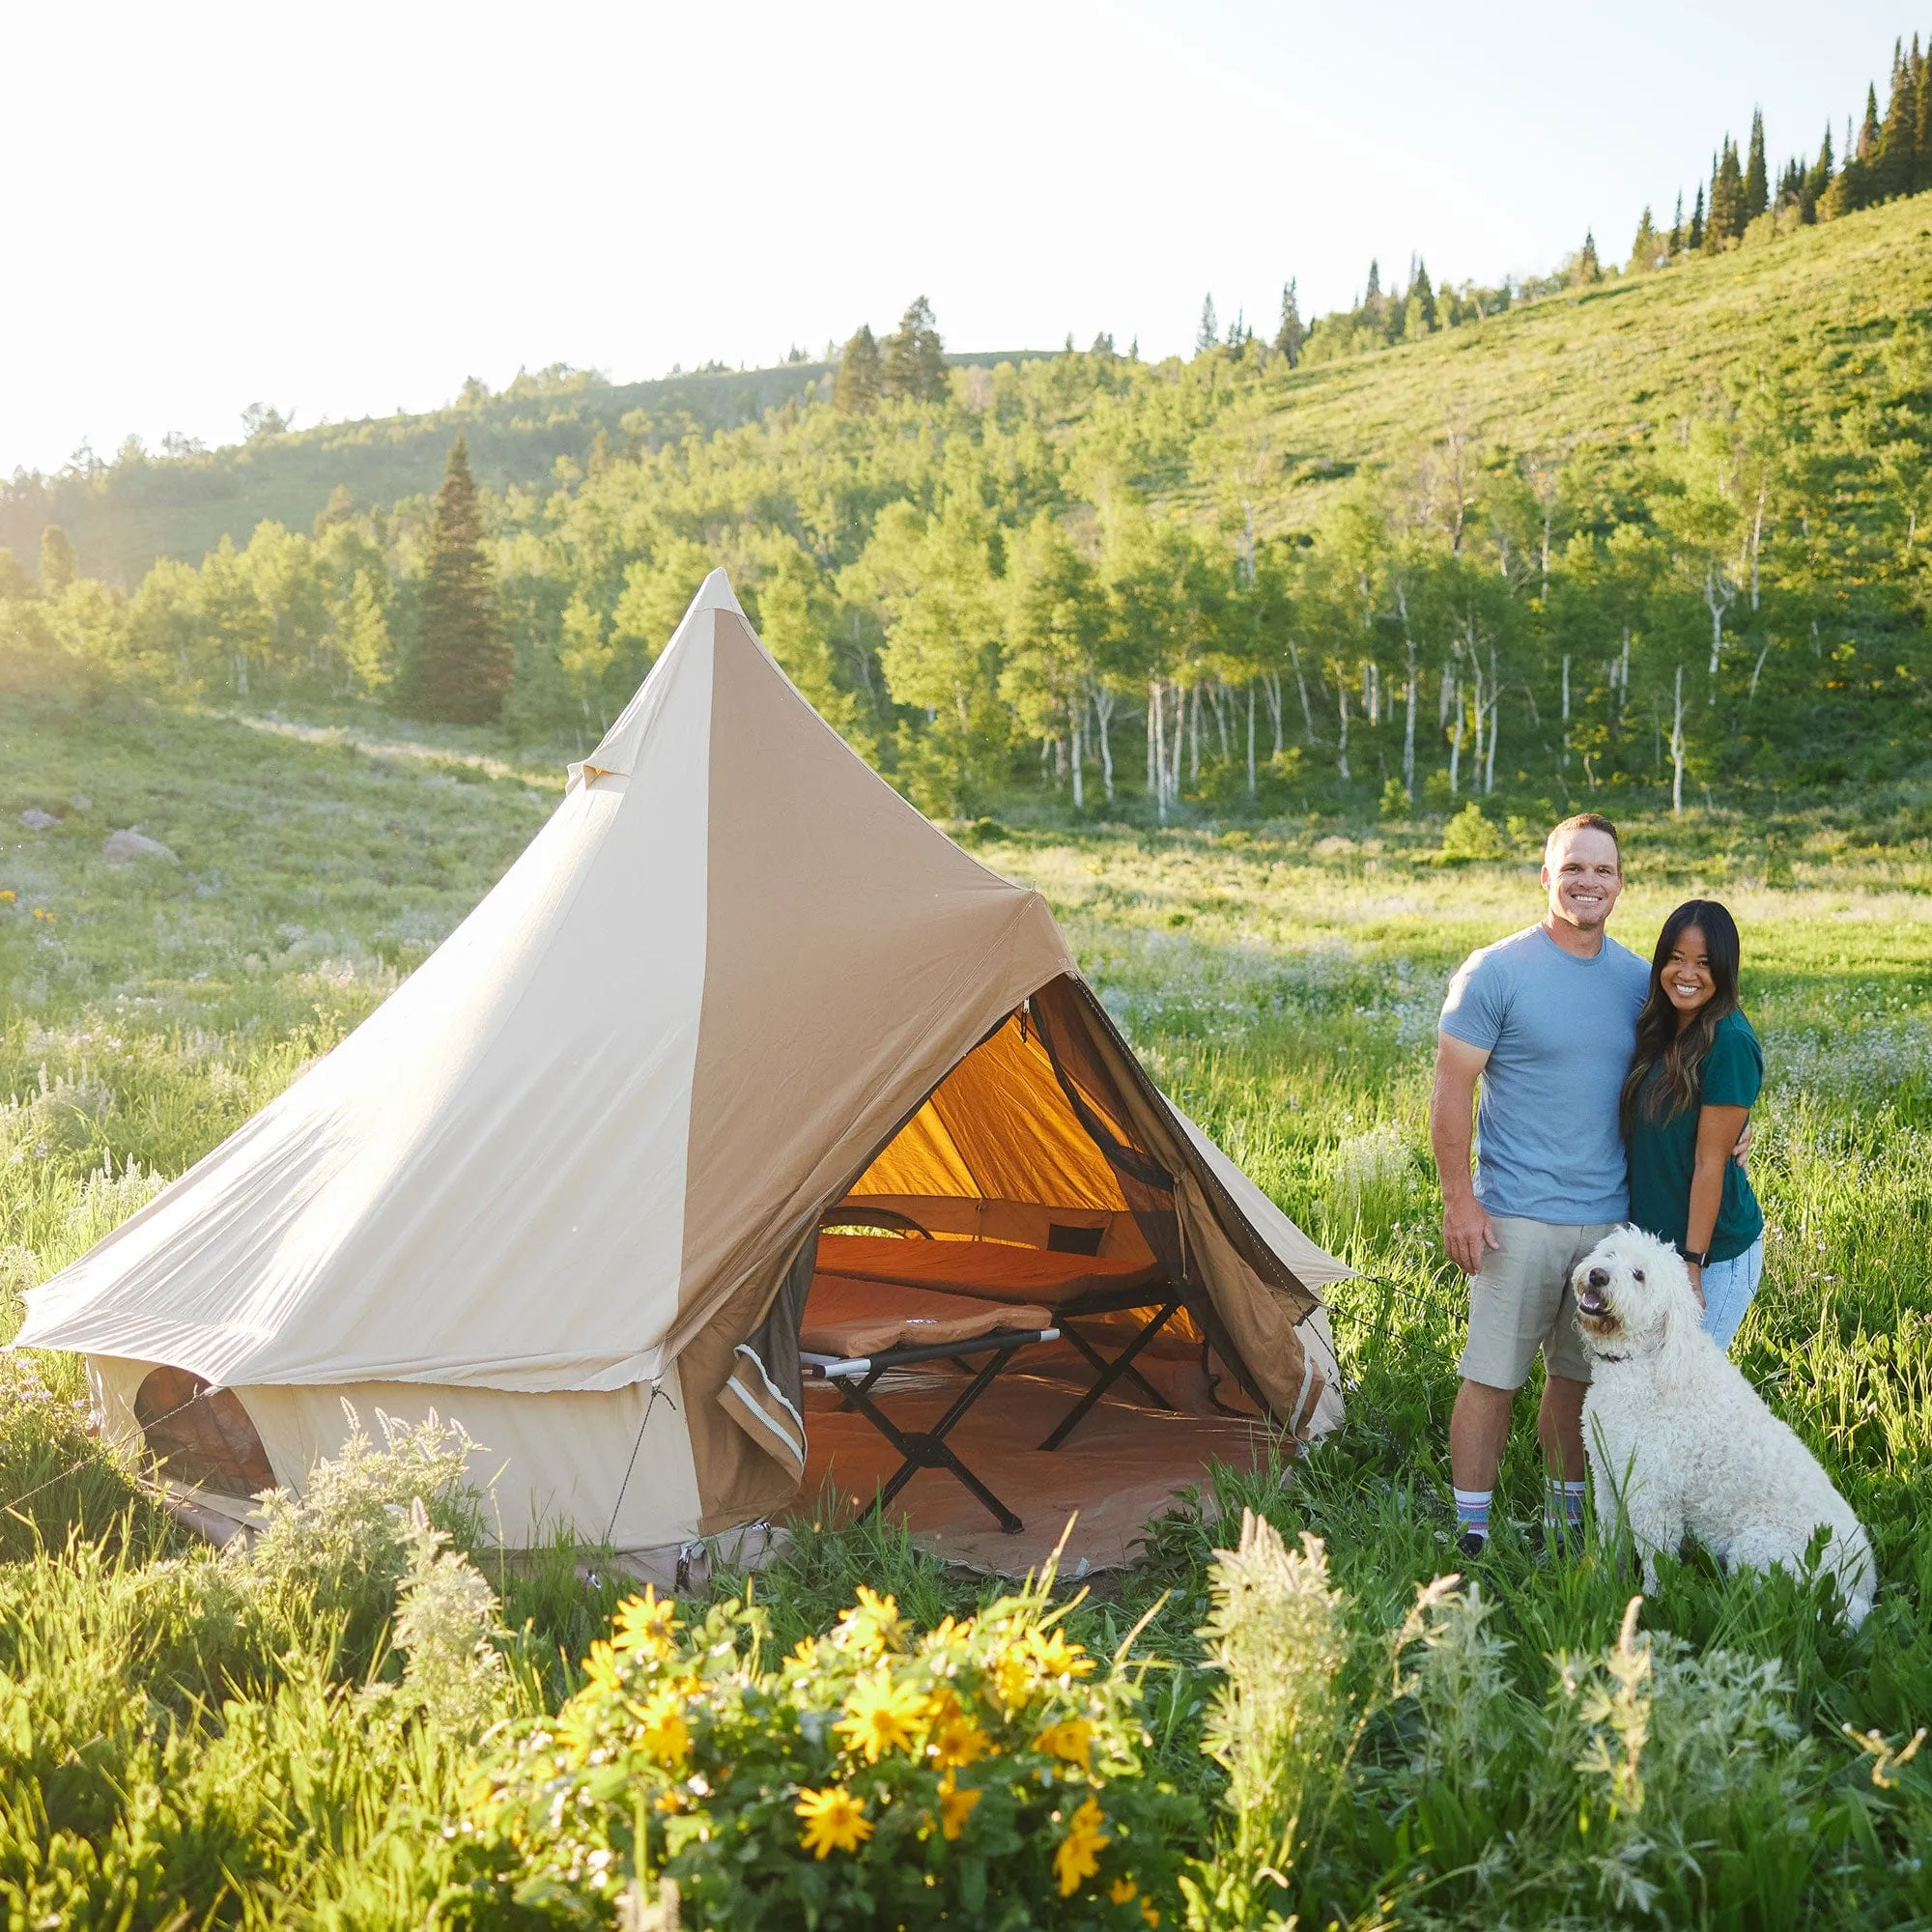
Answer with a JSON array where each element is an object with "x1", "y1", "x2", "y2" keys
[{"x1": 6, "y1": 695, "x2": 1932, "y2": 1921}]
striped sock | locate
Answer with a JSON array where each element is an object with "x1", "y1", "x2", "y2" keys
[
  {"x1": 1546, "y1": 1479, "x2": 1588, "y2": 1543},
  {"x1": 1453, "y1": 1487, "x2": 1492, "y2": 1545}
]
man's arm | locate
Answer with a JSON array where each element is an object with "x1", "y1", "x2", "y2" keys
[{"x1": 1432, "y1": 1032, "x2": 1500, "y2": 1275}]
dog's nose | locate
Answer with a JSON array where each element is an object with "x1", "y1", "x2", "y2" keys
[{"x1": 1586, "y1": 1266, "x2": 1609, "y2": 1290}]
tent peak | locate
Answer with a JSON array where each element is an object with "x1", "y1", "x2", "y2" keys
[{"x1": 692, "y1": 568, "x2": 744, "y2": 618}]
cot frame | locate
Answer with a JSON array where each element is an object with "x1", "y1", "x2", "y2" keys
[{"x1": 803, "y1": 1325, "x2": 1059, "y2": 1534}]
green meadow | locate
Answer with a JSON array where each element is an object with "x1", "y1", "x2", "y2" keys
[{"x1": 7, "y1": 687, "x2": 1932, "y2": 1926}]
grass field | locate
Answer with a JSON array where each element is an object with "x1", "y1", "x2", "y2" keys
[{"x1": 7, "y1": 688, "x2": 1932, "y2": 1926}]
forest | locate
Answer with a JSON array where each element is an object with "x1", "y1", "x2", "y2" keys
[{"x1": 3, "y1": 42, "x2": 1931, "y2": 826}]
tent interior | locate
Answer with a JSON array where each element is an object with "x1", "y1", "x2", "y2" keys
[
  {"x1": 783, "y1": 984, "x2": 1294, "y2": 1573},
  {"x1": 117, "y1": 977, "x2": 1319, "y2": 1575}
]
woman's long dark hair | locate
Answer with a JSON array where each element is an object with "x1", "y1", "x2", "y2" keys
[{"x1": 1619, "y1": 899, "x2": 1743, "y2": 1134}]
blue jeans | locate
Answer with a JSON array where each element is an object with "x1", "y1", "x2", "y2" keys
[{"x1": 1700, "y1": 1236, "x2": 1764, "y2": 1351}]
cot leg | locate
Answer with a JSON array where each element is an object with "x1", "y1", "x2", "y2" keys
[
  {"x1": 1040, "y1": 1303, "x2": 1181, "y2": 1451},
  {"x1": 1061, "y1": 1322, "x2": 1175, "y2": 1410},
  {"x1": 842, "y1": 1350, "x2": 1026, "y2": 1534}
]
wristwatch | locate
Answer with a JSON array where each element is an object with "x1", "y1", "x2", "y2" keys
[{"x1": 1685, "y1": 1247, "x2": 1710, "y2": 1267}]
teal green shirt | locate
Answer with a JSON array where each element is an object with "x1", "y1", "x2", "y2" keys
[{"x1": 1626, "y1": 1008, "x2": 1764, "y2": 1263}]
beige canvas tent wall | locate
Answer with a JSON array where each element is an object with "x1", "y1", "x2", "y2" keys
[{"x1": 15, "y1": 571, "x2": 1348, "y2": 1559}]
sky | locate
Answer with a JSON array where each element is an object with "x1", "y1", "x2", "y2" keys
[{"x1": 4, "y1": 0, "x2": 1917, "y2": 475}]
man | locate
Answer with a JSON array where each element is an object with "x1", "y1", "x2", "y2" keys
[{"x1": 1431, "y1": 812, "x2": 1649, "y2": 1557}]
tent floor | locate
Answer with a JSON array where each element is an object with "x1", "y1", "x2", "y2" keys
[{"x1": 797, "y1": 1334, "x2": 1288, "y2": 1576}]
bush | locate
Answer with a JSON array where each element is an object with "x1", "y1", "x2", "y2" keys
[
  {"x1": 1378, "y1": 779, "x2": 1411, "y2": 821},
  {"x1": 465, "y1": 1575, "x2": 1198, "y2": 1928},
  {"x1": 1437, "y1": 801, "x2": 1508, "y2": 861}
]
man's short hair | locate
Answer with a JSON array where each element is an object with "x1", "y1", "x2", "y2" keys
[{"x1": 1545, "y1": 811, "x2": 1621, "y2": 867}]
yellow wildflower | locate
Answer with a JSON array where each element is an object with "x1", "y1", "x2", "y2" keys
[
  {"x1": 796, "y1": 1785, "x2": 872, "y2": 1858},
  {"x1": 33, "y1": 907, "x2": 54, "y2": 922},
  {"x1": 990, "y1": 1645, "x2": 1036, "y2": 1712},
  {"x1": 581, "y1": 1639, "x2": 624, "y2": 1695},
  {"x1": 613, "y1": 1588, "x2": 679, "y2": 1659},
  {"x1": 837, "y1": 1584, "x2": 909, "y2": 1657},
  {"x1": 625, "y1": 1689, "x2": 691, "y2": 1768},
  {"x1": 1037, "y1": 1718, "x2": 1094, "y2": 1769},
  {"x1": 790, "y1": 1634, "x2": 823, "y2": 1669},
  {"x1": 836, "y1": 1672, "x2": 931, "y2": 1763},
  {"x1": 931, "y1": 1707, "x2": 992, "y2": 1768},
  {"x1": 936, "y1": 1768, "x2": 981, "y2": 1840},
  {"x1": 0, "y1": 889, "x2": 14, "y2": 902},
  {"x1": 1054, "y1": 1796, "x2": 1109, "y2": 1897},
  {"x1": 1142, "y1": 1901, "x2": 1160, "y2": 1927},
  {"x1": 1111, "y1": 1878, "x2": 1138, "y2": 1904},
  {"x1": 1026, "y1": 1626, "x2": 1094, "y2": 1679}
]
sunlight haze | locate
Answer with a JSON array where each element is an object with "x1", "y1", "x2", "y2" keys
[{"x1": 5, "y1": 0, "x2": 1913, "y2": 472}]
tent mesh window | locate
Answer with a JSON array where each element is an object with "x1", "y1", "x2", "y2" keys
[{"x1": 133, "y1": 1366, "x2": 276, "y2": 1499}]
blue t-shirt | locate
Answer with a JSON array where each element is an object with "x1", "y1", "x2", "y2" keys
[{"x1": 1439, "y1": 923, "x2": 1651, "y2": 1224}]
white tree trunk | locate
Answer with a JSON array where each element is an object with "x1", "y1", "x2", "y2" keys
[
  {"x1": 1286, "y1": 637, "x2": 1316, "y2": 739},
  {"x1": 1069, "y1": 695, "x2": 1084, "y2": 810},
  {"x1": 1336, "y1": 679, "x2": 1350, "y2": 780},
  {"x1": 1093, "y1": 687, "x2": 1117, "y2": 800},
  {"x1": 1671, "y1": 664, "x2": 1687, "y2": 816},
  {"x1": 1484, "y1": 644, "x2": 1500, "y2": 795},
  {"x1": 1147, "y1": 683, "x2": 1159, "y2": 810},
  {"x1": 1403, "y1": 639, "x2": 1418, "y2": 792},
  {"x1": 1260, "y1": 670, "x2": 1283, "y2": 754},
  {"x1": 1246, "y1": 683, "x2": 1257, "y2": 796}
]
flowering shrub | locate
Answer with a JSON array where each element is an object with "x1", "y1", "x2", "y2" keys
[{"x1": 465, "y1": 1577, "x2": 1196, "y2": 1928}]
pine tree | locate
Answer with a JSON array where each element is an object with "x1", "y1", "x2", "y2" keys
[
  {"x1": 38, "y1": 525, "x2": 76, "y2": 593},
  {"x1": 1669, "y1": 190, "x2": 1685, "y2": 255},
  {"x1": 1196, "y1": 295, "x2": 1219, "y2": 354},
  {"x1": 882, "y1": 297, "x2": 947, "y2": 402},
  {"x1": 1273, "y1": 279, "x2": 1307, "y2": 366},
  {"x1": 1827, "y1": 94, "x2": 1880, "y2": 216},
  {"x1": 1404, "y1": 257, "x2": 1437, "y2": 336},
  {"x1": 1706, "y1": 138, "x2": 1746, "y2": 249},
  {"x1": 1876, "y1": 40, "x2": 1917, "y2": 200},
  {"x1": 1914, "y1": 35, "x2": 1929, "y2": 192},
  {"x1": 1364, "y1": 259, "x2": 1382, "y2": 302},
  {"x1": 1744, "y1": 108, "x2": 1769, "y2": 220},
  {"x1": 1802, "y1": 124, "x2": 1833, "y2": 221},
  {"x1": 1573, "y1": 231, "x2": 1603, "y2": 284},
  {"x1": 1629, "y1": 206, "x2": 1662, "y2": 273},
  {"x1": 1688, "y1": 183, "x2": 1706, "y2": 252},
  {"x1": 406, "y1": 436, "x2": 509, "y2": 724},
  {"x1": 833, "y1": 326, "x2": 882, "y2": 413}
]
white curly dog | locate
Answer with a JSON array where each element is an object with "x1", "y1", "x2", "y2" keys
[{"x1": 1572, "y1": 1226, "x2": 1875, "y2": 1627}]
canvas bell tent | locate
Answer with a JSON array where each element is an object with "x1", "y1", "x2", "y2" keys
[{"x1": 15, "y1": 571, "x2": 1348, "y2": 1560}]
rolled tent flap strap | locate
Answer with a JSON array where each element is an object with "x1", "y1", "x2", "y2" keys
[
  {"x1": 719, "y1": 1348, "x2": 807, "y2": 1483},
  {"x1": 720, "y1": 1230, "x2": 816, "y2": 1474}
]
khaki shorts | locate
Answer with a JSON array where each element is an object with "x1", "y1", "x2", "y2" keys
[{"x1": 1459, "y1": 1216, "x2": 1615, "y2": 1389}]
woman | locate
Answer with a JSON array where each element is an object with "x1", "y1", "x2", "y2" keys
[{"x1": 1621, "y1": 899, "x2": 1765, "y2": 1350}]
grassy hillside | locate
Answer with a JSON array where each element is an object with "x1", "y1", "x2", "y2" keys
[
  {"x1": 15, "y1": 193, "x2": 1929, "y2": 589},
  {"x1": 2, "y1": 352, "x2": 1038, "y2": 589},
  {"x1": 1242, "y1": 191, "x2": 1932, "y2": 531},
  {"x1": 6, "y1": 189, "x2": 1929, "y2": 824}
]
